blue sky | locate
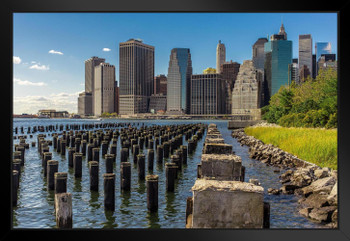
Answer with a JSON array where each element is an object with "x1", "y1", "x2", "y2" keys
[{"x1": 13, "y1": 13, "x2": 337, "y2": 114}]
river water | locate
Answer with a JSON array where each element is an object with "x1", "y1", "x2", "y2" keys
[{"x1": 12, "y1": 118, "x2": 323, "y2": 229}]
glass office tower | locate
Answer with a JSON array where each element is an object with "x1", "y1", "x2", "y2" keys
[
  {"x1": 315, "y1": 42, "x2": 332, "y2": 62},
  {"x1": 167, "y1": 48, "x2": 192, "y2": 114},
  {"x1": 264, "y1": 31, "x2": 292, "y2": 99}
]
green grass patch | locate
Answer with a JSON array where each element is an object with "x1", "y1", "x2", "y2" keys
[{"x1": 244, "y1": 126, "x2": 337, "y2": 170}]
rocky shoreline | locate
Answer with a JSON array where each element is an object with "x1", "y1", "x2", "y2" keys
[{"x1": 231, "y1": 127, "x2": 338, "y2": 228}]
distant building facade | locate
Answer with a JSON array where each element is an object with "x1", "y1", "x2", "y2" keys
[
  {"x1": 85, "y1": 56, "x2": 105, "y2": 113},
  {"x1": 216, "y1": 40, "x2": 226, "y2": 74},
  {"x1": 252, "y1": 38, "x2": 268, "y2": 71},
  {"x1": 290, "y1": 63, "x2": 300, "y2": 84},
  {"x1": 220, "y1": 61, "x2": 240, "y2": 114},
  {"x1": 38, "y1": 109, "x2": 69, "y2": 118},
  {"x1": 119, "y1": 39, "x2": 155, "y2": 115},
  {"x1": 299, "y1": 34, "x2": 313, "y2": 80},
  {"x1": 114, "y1": 81, "x2": 119, "y2": 114},
  {"x1": 318, "y1": 54, "x2": 337, "y2": 73},
  {"x1": 203, "y1": 67, "x2": 216, "y2": 74},
  {"x1": 167, "y1": 48, "x2": 192, "y2": 114},
  {"x1": 232, "y1": 60, "x2": 263, "y2": 114},
  {"x1": 263, "y1": 23, "x2": 292, "y2": 105},
  {"x1": 94, "y1": 63, "x2": 115, "y2": 116},
  {"x1": 78, "y1": 92, "x2": 93, "y2": 116},
  {"x1": 154, "y1": 74, "x2": 167, "y2": 95},
  {"x1": 149, "y1": 94, "x2": 167, "y2": 113},
  {"x1": 190, "y1": 73, "x2": 224, "y2": 115}
]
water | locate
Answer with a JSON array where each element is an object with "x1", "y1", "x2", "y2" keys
[{"x1": 12, "y1": 118, "x2": 324, "y2": 229}]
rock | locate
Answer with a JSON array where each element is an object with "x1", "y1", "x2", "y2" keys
[
  {"x1": 331, "y1": 209, "x2": 338, "y2": 222},
  {"x1": 308, "y1": 206, "x2": 337, "y2": 223},
  {"x1": 302, "y1": 193, "x2": 329, "y2": 208},
  {"x1": 280, "y1": 170, "x2": 294, "y2": 183},
  {"x1": 281, "y1": 184, "x2": 299, "y2": 194},
  {"x1": 327, "y1": 182, "x2": 337, "y2": 205},
  {"x1": 267, "y1": 188, "x2": 281, "y2": 195},
  {"x1": 249, "y1": 179, "x2": 260, "y2": 186},
  {"x1": 300, "y1": 176, "x2": 336, "y2": 197},
  {"x1": 299, "y1": 207, "x2": 312, "y2": 218},
  {"x1": 314, "y1": 168, "x2": 329, "y2": 179}
]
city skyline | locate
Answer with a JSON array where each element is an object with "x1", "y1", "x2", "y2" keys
[{"x1": 13, "y1": 13, "x2": 337, "y2": 114}]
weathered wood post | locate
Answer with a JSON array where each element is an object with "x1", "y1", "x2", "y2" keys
[
  {"x1": 54, "y1": 172, "x2": 67, "y2": 194},
  {"x1": 147, "y1": 149, "x2": 154, "y2": 171},
  {"x1": 181, "y1": 145, "x2": 188, "y2": 165},
  {"x1": 163, "y1": 142, "x2": 170, "y2": 158},
  {"x1": 188, "y1": 139, "x2": 194, "y2": 154},
  {"x1": 171, "y1": 154, "x2": 181, "y2": 172},
  {"x1": 263, "y1": 202, "x2": 270, "y2": 228},
  {"x1": 121, "y1": 148, "x2": 128, "y2": 162},
  {"x1": 105, "y1": 154, "x2": 115, "y2": 173},
  {"x1": 89, "y1": 161, "x2": 99, "y2": 191},
  {"x1": 55, "y1": 192, "x2": 73, "y2": 228},
  {"x1": 73, "y1": 153, "x2": 83, "y2": 178},
  {"x1": 47, "y1": 160, "x2": 59, "y2": 190},
  {"x1": 103, "y1": 173, "x2": 115, "y2": 211},
  {"x1": 87, "y1": 144, "x2": 94, "y2": 161},
  {"x1": 137, "y1": 154, "x2": 146, "y2": 180},
  {"x1": 133, "y1": 144, "x2": 140, "y2": 164},
  {"x1": 42, "y1": 152, "x2": 52, "y2": 177},
  {"x1": 110, "y1": 144, "x2": 117, "y2": 162},
  {"x1": 156, "y1": 145, "x2": 163, "y2": 164},
  {"x1": 81, "y1": 140, "x2": 87, "y2": 156},
  {"x1": 165, "y1": 163, "x2": 177, "y2": 192},
  {"x1": 240, "y1": 166, "x2": 246, "y2": 182},
  {"x1": 120, "y1": 162, "x2": 131, "y2": 191},
  {"x1": 12, "y1": 159, "x2": 21, "y2": 187},
  {"x1": 92, "y1": 147, "x2": 100, "y2": 162},
  {"x1": 146, "y1": 175, "x2": 158, "y2": 212},
  {"x1": 67, "y1": 147, "x2": 75, "y2": 168},
  {"x1": 12, "y1": 170, "x2": 19, "y2": 206},
  {"x1": 101, "y1": 141, "x2": 108, "y2": 157}
]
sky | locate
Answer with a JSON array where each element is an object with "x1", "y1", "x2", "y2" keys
[{"x1": 13, "y1": 13, "x2": 337, "y2": 114}]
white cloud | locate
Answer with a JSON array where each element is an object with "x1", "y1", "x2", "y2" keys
[
  {"x1": 14, "y1": 91, "x2": 80, "y2": 114},
  {"x1": 13, "y1": 56, "x2": 22, "y2": 64},
  {"x1": 29, "y1": 64, "x2": 50, "y2": 70},
  {"x1": 14, "y1": 78, "x2": 47, "y2": 86},
  {"x1": 49, "y1": 50, "x2": 64, "y2": 55},
  {"x1": 103, "y1": 48, "x2": 111, "y2": 52}
]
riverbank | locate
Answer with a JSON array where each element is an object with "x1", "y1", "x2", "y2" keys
[
  {"x1": 231, "y1": 127, "x2": 338, "y2": 227},
  {"x1": 245, "y1": 125, "x2": 337, "y2": 170}
]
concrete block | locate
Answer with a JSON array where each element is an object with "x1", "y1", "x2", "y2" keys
[
  {"x1": 201, "y1": 154, "x2": 242, "y2": 181},
  {"x1": 203, "y1": 143, "x2": 233, "y2": 154},
  {"x1": 191, "y1": 179, "x2": 264, "y2": 228}
]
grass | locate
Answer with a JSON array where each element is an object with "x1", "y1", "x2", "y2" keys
[{"x1": 244, "y1": 126, "x2": 337, "y2": 170}]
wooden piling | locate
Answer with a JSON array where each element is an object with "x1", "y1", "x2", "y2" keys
[
  {"x1": 92, "y1": 148, "x2": 100, "y2": 162},
  {"x1": 54, "y1": 172, "x2": 67, "y2": 194},
  {"x1": 165, "y1": 163, "x2": 177, "y2": 192},
  {"x1": 12, "y1": 170, "x2": 19, "y2": 206},
  {"x1": 147, "y1": 149, "x2": 154, "y2": 171},
  {"x1": 137, "y1": 154, "x2": 146, "y2": 180},
  {"x1": 73, "y1": 153, "x2": 83, "y2": 178},
  {"x1": 55, "y1": 193, "x2": 73, "y2": 228},
  {"x1": 47, "y1": 160, "x2": 59, "y2": 190},
  {"x1": 43, "y1": 152, "x2": 52, "y2": 177},
  {"x1": 105, "y1": 154, "x2": 115, "y2": 173},
  {"x1": 89, "y1": 161, "x2": 99, "y2": 191},
  {"x1": 156, "y1": 145, "x2": 163, "y2": 163},
  {"x1": 146, "y1": 175, "x2": 158, "y2": 212},
  {"x1": 120, "y1": 162, "x2": 131, "y2": 191},
  {"x1": 103, "y1": 173, "x2": 115, "y2": 211},
  {"x1": 121, "y1": 148, "x2": 128, "y2": 162}
]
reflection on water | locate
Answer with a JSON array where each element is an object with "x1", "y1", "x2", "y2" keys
[{"x1": 12, "y1": 118, "x2": 325, "y2": 229}]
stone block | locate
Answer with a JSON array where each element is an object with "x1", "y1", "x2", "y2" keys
[
  {"x1": 191, "y1": 179, "x2": 264, "y2": 228},
  {"x1": 203, "y1": 143, "x2": 233, "y2": 154}
]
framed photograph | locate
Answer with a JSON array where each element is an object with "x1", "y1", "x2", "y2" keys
[{"x1": 3, "y1": 0, "x2": 350, "y2": 240}]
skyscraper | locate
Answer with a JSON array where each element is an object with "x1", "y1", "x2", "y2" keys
[
  {"x1": 94, "y1": 63, "x2": 115, "y2": 116},
  {"x1": 216, "y1": 40, "x2": 226, "y2": 74},
  {"x1": 77, "y1": 92, "x2": 92, "y2": 116},
  {"x1": 220, "y1": 61, "x2": 240, "y2": 114},
  {"x1": 85, "y1": 56, "x2": 105, "y2": 114},
  {"x1": 263, "y1": 23, "x2": 292, "y2": 104},
  {"x1": 299, "y1": 34, "x2": 313, "y2": 79},
  {"x1": 252, "y1": 38, "x2": 268, "y2": 71},
  {"x1": 119, "y1": 39, "x2": 155, "y2": 115},
  {"x1": 154, "y1": 74, "x2": 167, "y2": 95},
  {"x1": 315, "y1": 42, "x2": 332, "y2": 75},
  {"x1": 232, "y1": 60, "x2": 263, "y2": 114},
  {"x1": 190, "y1": 73, "x2": 224, "y2": 115},
  {"x1": 166, "y1": 48, "x2": 192, "y2": 114}
]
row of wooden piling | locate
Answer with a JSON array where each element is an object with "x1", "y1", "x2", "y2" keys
[{"x1": 13, "y1": 122, "x2": 207, "y2": 228}]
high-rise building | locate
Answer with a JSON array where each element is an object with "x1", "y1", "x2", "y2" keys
[
  {"x1": 216, "y1": 40, "x2": 226, "y2": 74},
  {"x1": 263, "y1": 23, "x2": 292, "y2": 105},
  {"x1": 299, "y1": 34, "x2": 313, "y2": 79},
  {"x1": 203, "y1": 67, "x2": 216, "y2": 74},
  {"x1": 252, "y1": 38, "x2": 268, "y2": 71},
  {"x1": 220, "y1": 61, "x2": 240, "y2": 114},
  {"x1": 94, "y1": 63, "x2": 115, "y2": 116},
  {"x1": 114, "y1": 81, "x2": 119, "y2": 114},
  {"x1": 315, "y1": 42, "x2": 332, "y2": 63},
  {"x1": 119, "y1": 39, "x2": 155, "y2": 115},
  {"x1": 149, "y1": 94, "x2": 167, "y2": 114},
  {"x1": 154, "y1": 74, "x2": 167, "y2": 95},
  {"x1": 290, "y1": 63, "x2": 299, "y2": 84},
  {"x1": 166, "y1": 48, "x2": 192, "y2": 114},
  {"x1": 190, "y1": 73, "x2": 224, "y2": 115},
  {"x1": 315, "y1": 42, "x2": 333, "y2": 76},
  {"x1": 85, "y1": 56, "x2": 105, "y2": 113},
  {"x1": 77, "y1": 92, "x2": 92, "y2": 116},
  {"x1": 232, "y1": 60, "x2": 263, "y2": 114}
]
